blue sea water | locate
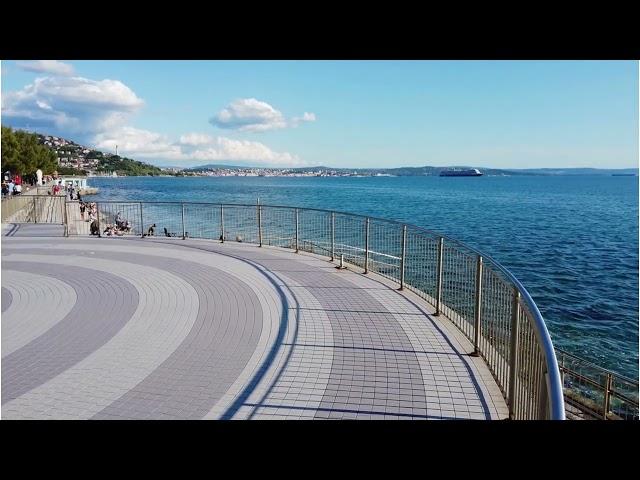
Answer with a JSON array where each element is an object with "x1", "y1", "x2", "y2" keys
[{"x1": 89, "y1": 175, "x2": 639, "y2": 379}]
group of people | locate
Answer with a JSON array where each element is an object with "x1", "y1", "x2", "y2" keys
[
  {"x1": 79, "y1": 201, "x2": 97, "y2": 222},
  {"x1": 90, "y1": 211, "x2": 133, "y2": 237},
  {"x1": 1, "y1": 180, "x2": 23, "y2": 197},
  {"x1": 50, "y1": 181, "x2": 82, "y2": 200}
]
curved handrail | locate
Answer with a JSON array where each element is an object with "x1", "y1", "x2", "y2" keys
[{"x1": 16, "y1": 196, "x2": 567, "y2": 419}]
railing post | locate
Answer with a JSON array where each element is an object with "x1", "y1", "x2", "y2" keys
[
  {"x1": 364, "y1": 217, "x2": 370, "y2": 274},
  {"x1": 509, "y1": 289, "x2": 521, "y2": 420},
  {"x1": 399, "y1": 225, "x2": 407, "y2": 290},
  {"x1": 181, "y1": 203, "x2": 186, "y2": 239},
  {"x1": 33, "y1": 196, "x2": 38, "y2": 223},
  {"x1": 220, "y1": 205, "x2": 224, "y2": 243},
  {"x1": 435, "y1": 237, "x2": 444, "y2": 316},
  {"x1": 257, "y1": 200, "x2": 263, "y2": 247},
  {"x1": 139, "y1": 202, "x2": 144, "y2": 238},
  {"x1": 331, "y1": 212, "x2": 335, "y2": 261},
  {"x1": 295, "y1": 208, "x2": 299, "y2": 253},
  {"x1": 538, "y1": 371, "x2": 551, "y2": 420},
  {"x1": 471, "y1": 255, "x2": 483, "y2": 356},
  {"x1": 96, "y1": 202, "x2": 101, "y2": 237},
  {"x1": 603, "y1": 373, "x2": 613, "y2": 420},
  {"x1": 63, "y1": 198, "x2": 69, "y2": 237}
]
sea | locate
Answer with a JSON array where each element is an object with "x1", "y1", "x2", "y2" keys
[{"x1": 89, "y1": 175, "x2": 639, "y2": 379}]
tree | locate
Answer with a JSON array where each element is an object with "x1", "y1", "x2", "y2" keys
[{"x1": 1, "y1": 126, "x2": 59, "y2": 176}]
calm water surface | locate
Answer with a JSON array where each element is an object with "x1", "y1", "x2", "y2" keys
[{"x1": 90, "y1": 175, "x2": 639, "y2": 379}]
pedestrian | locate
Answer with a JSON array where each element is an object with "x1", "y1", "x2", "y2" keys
[
  {"x1": 79, "y1": 201, "x2": 86, "y2": 220},
  {"x1": 90, "y1": 219, "x2": 100, "y2": 235}
]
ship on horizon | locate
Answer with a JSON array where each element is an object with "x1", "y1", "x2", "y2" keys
[{"x1": 440, "y1": 168, "x2": 483, "y2": 177}]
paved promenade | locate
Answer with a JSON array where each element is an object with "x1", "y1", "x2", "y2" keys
[{"x1": 1, "y1": 227, "x2": 508, "y2": 420}]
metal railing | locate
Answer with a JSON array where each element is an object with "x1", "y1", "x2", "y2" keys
[
  {"x1": 7, "y1": 198, "x2": 607, "y2": 420},
  {"x1": 557, "y1": 349, "x2": 638, "y2": 420},
  {"x1": 1, "y1": 194, "x2": 66, "y2": 224}
]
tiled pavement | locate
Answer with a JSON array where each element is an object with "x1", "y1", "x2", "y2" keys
[{"x1": 1, "y1": 229, "x2": 509, "y2": 419}]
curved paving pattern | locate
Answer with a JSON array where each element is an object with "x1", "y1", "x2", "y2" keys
[
  {"x1": 1, "y1": 262, "x2": 138, "y2": 404},
  {"x1": 1, "y1": 232, "x2": 509, "y2": 420},
  {"x1": 1, "y1": 287, "x2": 12, "y2": 313},
  {"x1": 2, "y1": 270, "x2": 77, "y2": 357}
]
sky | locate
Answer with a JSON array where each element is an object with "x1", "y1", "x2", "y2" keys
[{"x1": 1, "y1": 60, "x2": 638, "y2": 169}]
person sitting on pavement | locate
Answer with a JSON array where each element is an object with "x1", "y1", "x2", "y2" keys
[
  {"x1": 115, "y1": 212, "x2": 124, "y2": 228},
  {"x1": 90, "y1": 219, "x2": 100, "y2": 235}
]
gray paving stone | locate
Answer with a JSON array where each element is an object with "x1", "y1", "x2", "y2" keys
[{"x1": 2, "y1": 235, "x2": 509, "y2": 420}]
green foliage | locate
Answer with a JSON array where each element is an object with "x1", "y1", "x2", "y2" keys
[
  {"x1": 2, "y1": 126, "x2": 163, "y2": 177},
  {"x1": 86, "y1": 150, "x2": 103, "y2": 159},
  {"x1": 57, "y1": 166, "x2": 88, "y2": 176},
  {"x1": 96, "y1": 155, "x2": 162, "y2": 176},
  {"x1": 1, "y1": 126, "x2": 58, "y2": 176}
]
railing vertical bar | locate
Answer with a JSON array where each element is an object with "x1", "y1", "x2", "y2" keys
[
  {"x1": 96, "y1": 202, "x2": 101, "y2": 237},
  {"x1": 139, "y1": 202, "x2": 144, "y2": 238},
  {"x1": 33, "y1": 196, "x2": 38, "y2": 223},
  {"x1": 524, "y1": 327, "x2": 532, "y2": 419},
  {"x1": 603, "y1": 373, "x2": 612, "y2": 419},
  {"x1": 181, "y1": 203, "x2": 186, "y2": 239},
  {"x1": 435, "y1": 237, "x2": 444, "y2": 316},
  {"x1": 399, "y1": 225, "x2": 407, "y2": 290},
  {"x1": 330, "y1": 212, "x2": 335, "y2": 261},
  {"x1": 473, "y1": 256, "x2": 483, "y2": 353},
  {"x1": 257, "y1": 200, "x2": 263, "y2": 247},
  {"x1": 220, "y1": 205, "x2": 224, "y2": 242},
  {"x1": 295, "y1": 208, "x2": 299, "y2": 253},
  {"x1": 63, "y1": 198, "x2": 69, "y2": 237},
  {"x1": 364, "y1": 217, "x2": 369, "y2": 273},
  {"x1": 508, "y1": 289, "x2": 521, "y2": 419}
]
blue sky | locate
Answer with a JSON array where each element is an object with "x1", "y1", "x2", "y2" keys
[{"x1": 1, "y1": 60, "x2": 638, "y2": 169}]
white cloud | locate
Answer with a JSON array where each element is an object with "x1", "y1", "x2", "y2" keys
[
  {"x1": 210, "y1": 98, "x2": 315, "y2": 132},
  {"x1": 93, "y1": 128, "x2": 303, "y2": 167},
  {"x1": 3, "y1": 76, "x2": 304, "y2": 167},
  {"x1": 93, "y1": 127, "x2": 182, "y2": 158},
  {"x1": 2, "y1": 76, "x2": 144, "y2": 135},
  {"x1": 179, "y1": 133, "x2": 215, "y2": 146},
  {"x1": 16, "y1": 60, "x2": 75, "y2": 76},
  {"x1": 188, "y1": 137, "x2": 303, "y2": 166},
  {"x1": 291, "y1": 111, "x2": 316, "y2": 127}
]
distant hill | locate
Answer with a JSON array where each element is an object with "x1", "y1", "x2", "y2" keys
[
  {"x1": 27, "y1": 129, "x2": 163, "y2": 176},
  {"x1": 189, "y1": 163, "x2": 637, "y2": 176}
]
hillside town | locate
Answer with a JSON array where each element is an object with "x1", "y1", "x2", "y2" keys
[
  {"x1": 179, "y1": 167, "x2": 377, "y2": 177},
  {"x1": 38, "y1": 134, "x2": 104, "y2": 174}
]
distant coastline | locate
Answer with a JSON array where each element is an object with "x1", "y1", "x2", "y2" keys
[
  {"x1": 9, "y1": 127, "x2": 638, "y2": 179},
  {"x1": 173, "y1": 164, "x2": 639, "y2": 178}
]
